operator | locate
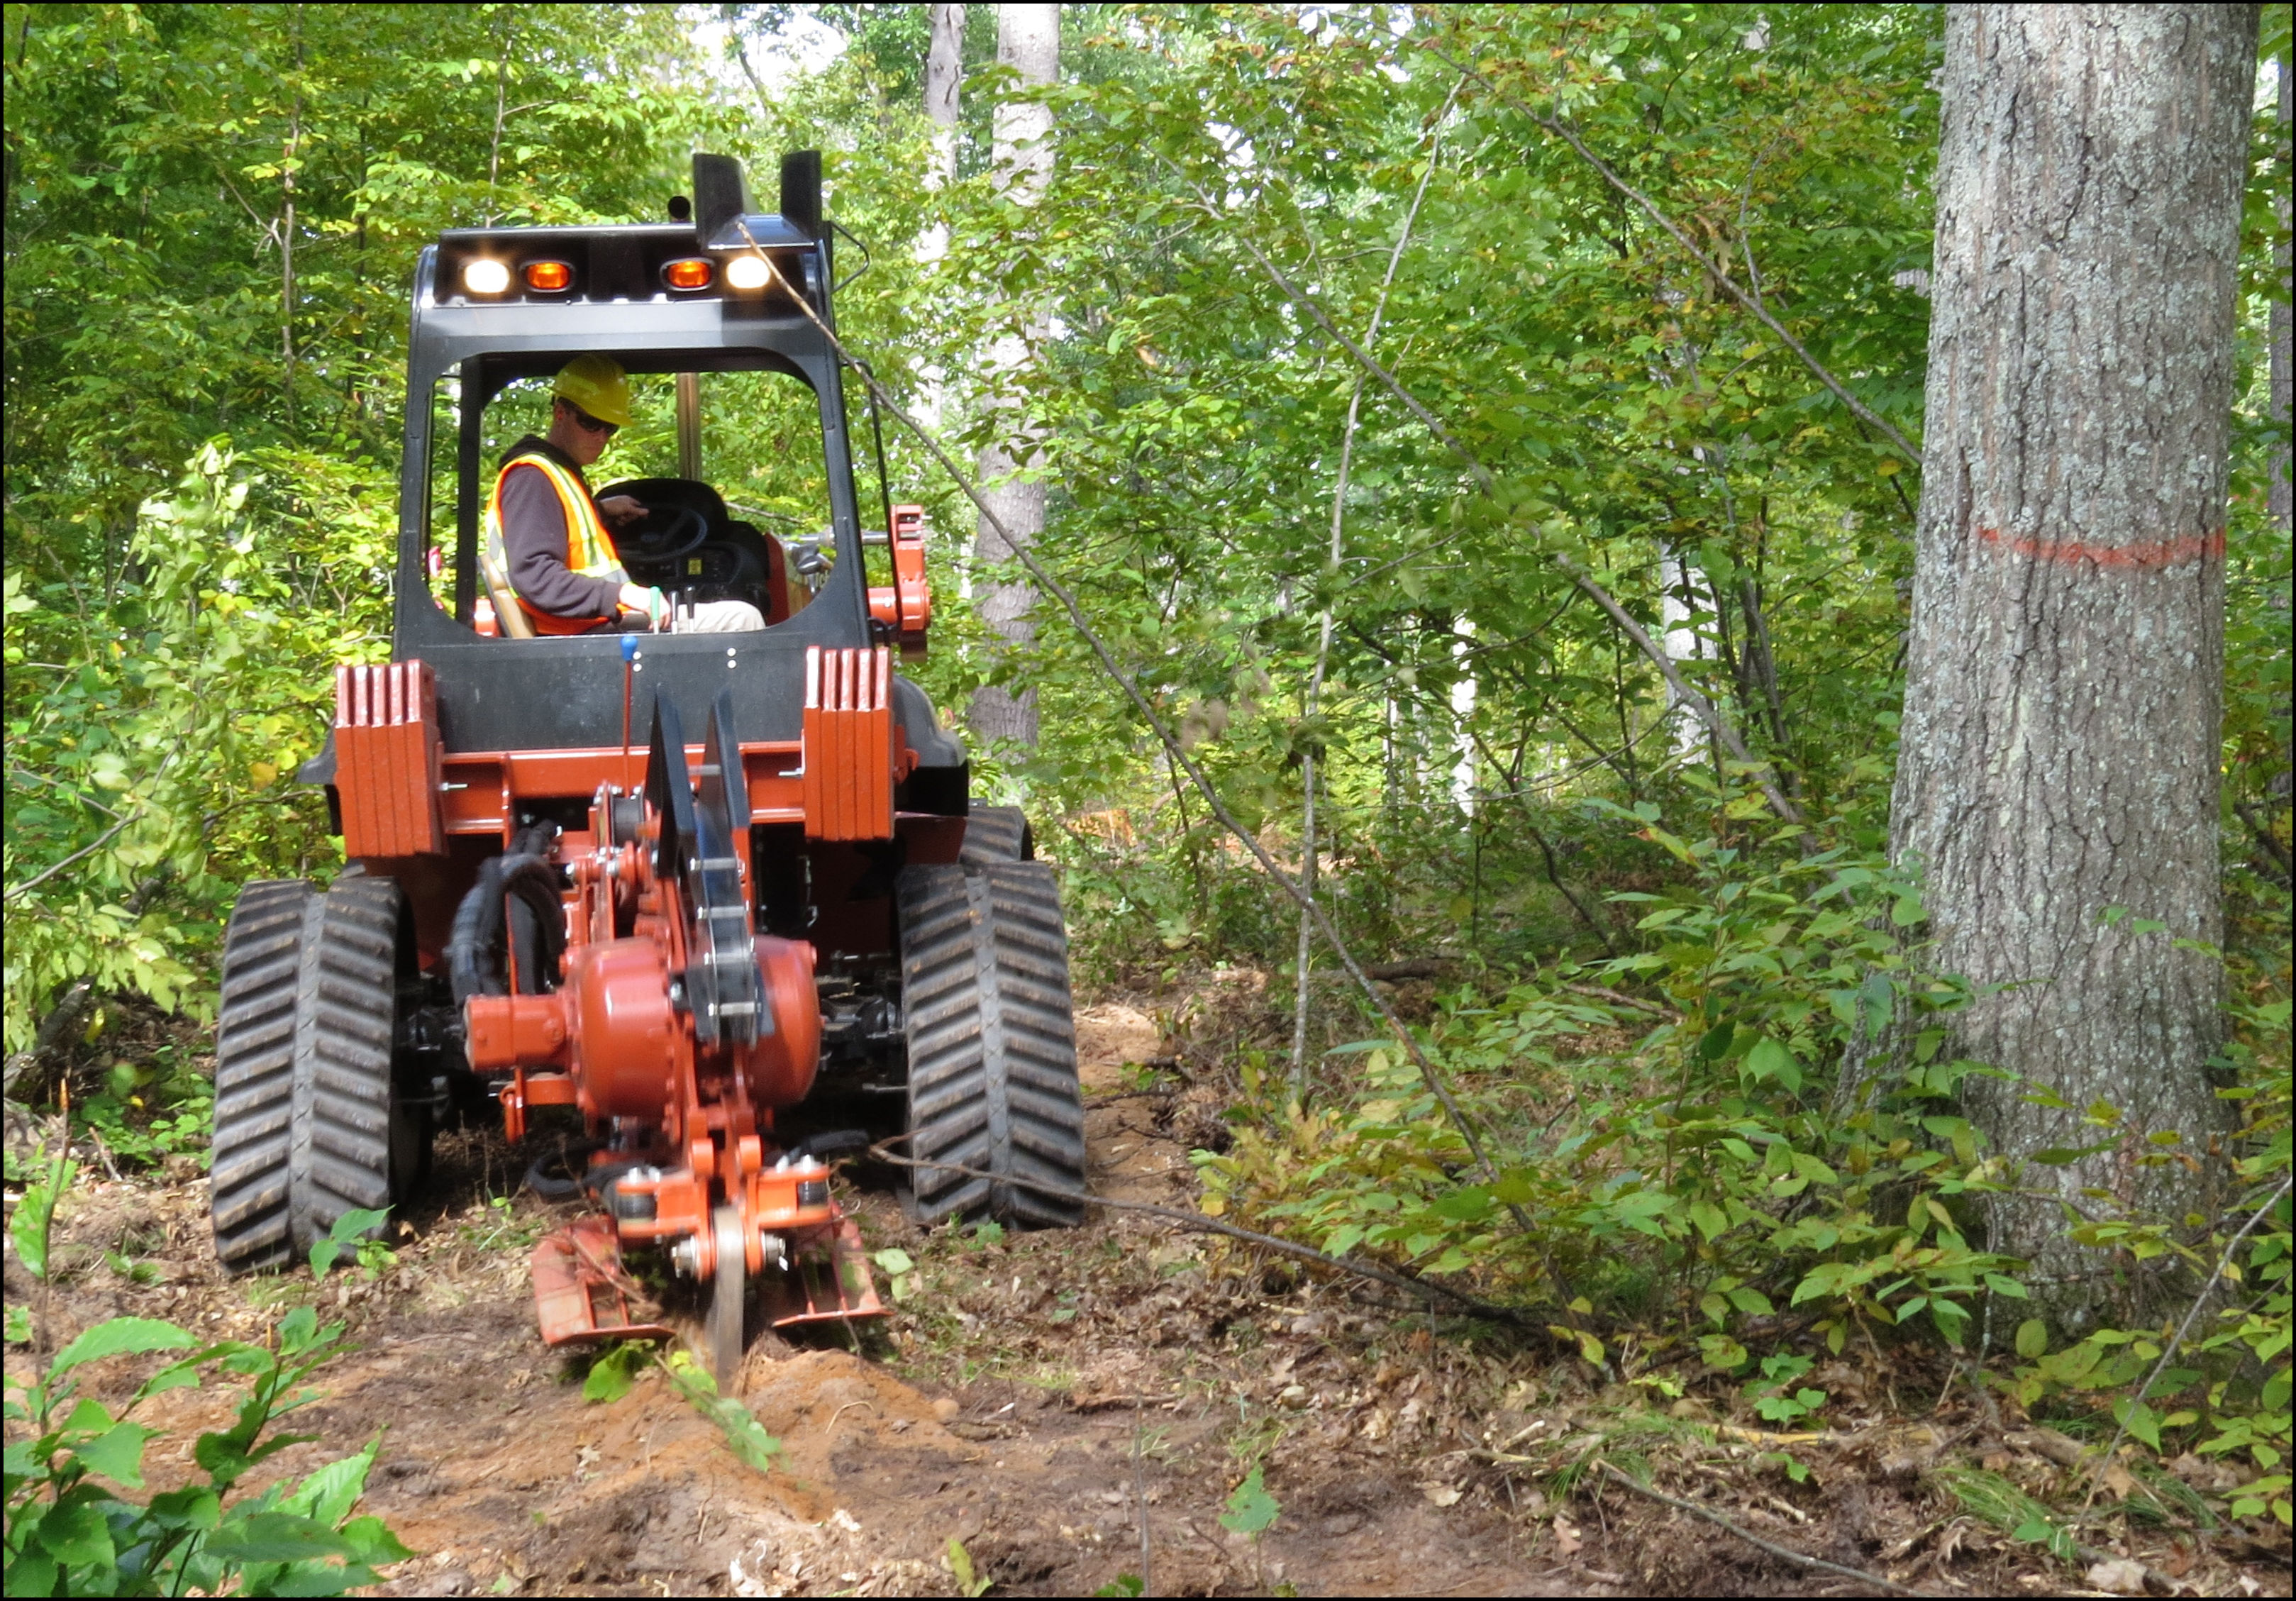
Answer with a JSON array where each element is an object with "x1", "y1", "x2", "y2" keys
[{"x1": 485, "y1": 354, "x2": 764, "y2": 636}]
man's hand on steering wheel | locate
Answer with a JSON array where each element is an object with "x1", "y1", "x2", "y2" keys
[{"x1": 598, "y1": 494, "x2": 647, "y2": 531}]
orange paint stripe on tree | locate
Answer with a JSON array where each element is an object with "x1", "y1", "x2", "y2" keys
[{"x1": 1978, "y1": 526, "x2": 2226, "y2": 569}]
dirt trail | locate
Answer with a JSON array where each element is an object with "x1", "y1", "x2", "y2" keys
[{"x1": 7, "y1": 1003, "x2": 1570, "y2": 1598}]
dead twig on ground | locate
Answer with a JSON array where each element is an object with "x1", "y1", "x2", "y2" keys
[
  {"x1": 1595, "y1": 1461, "x2": 1934, "y2": 1597},
  {"x1": 1558, "y1": 982, "x2": 1675, "y2": 1017}
]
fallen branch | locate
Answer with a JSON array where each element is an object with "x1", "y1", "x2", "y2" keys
[
  {"x1": 1595, "y1": 1462, "x2": 1934, "y2": 1597},
  {"x1": 3, "y1": 980, "x2": 96, "y2": 1104},
  {"x1": 1559, "y1": 982, "x2": 1675, "y2": 1018},
  {"x1": 866, "y1": 1143, "x2": 1547, "y2": 1334}
]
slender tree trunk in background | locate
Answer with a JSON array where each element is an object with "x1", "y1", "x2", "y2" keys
[
  {"x1": 2273, "y1": 57, "x2": 2290, "y2": 533},
  {"x1": 1658, "y1": 545, "x2": 1709, "y2": 760},
  {"x1": 1894, "y1": 4, "x2": 2256, "y2": 1324},
  {"x1": 970, "y1": 2, "x2": 1058, "y2": 751},
  {"x1": 279, "y1": 17, "x2": 303, "y2": 431},
  {"x1": 918, "y1": 4, "x2": 964, "y2": 439},
  {"x1": 924, "y1": 4, "x2": 965, "y2": 165}
]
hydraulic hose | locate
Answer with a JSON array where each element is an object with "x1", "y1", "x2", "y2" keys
[{"x1": 445, "y1": 853, "x2": 567, "y2": 1006}]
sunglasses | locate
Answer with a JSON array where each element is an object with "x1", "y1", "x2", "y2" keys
[{"x1": 564, "y1": 401, "x2": 619, "y2": 439}]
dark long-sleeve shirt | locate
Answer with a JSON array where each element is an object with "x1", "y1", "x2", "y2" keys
[{"x1": 496, "y1": 435, "x2": 624, "y2": 621}]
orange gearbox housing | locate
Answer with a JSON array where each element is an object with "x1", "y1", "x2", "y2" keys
[{"x1": 466, "y1": 933, "x2": 820, "y2": 1116}]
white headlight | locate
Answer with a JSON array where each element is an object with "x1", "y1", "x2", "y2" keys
[
  {"x1": 462, "y1": 258, "x2": 511, "y2": 295},
  {"x1": 724, "y1": 254, "x2": 772, "y2": 291}
]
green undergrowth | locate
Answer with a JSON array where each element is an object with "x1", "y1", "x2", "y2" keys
[
  {"x1": 5, "y1": 1142, "x2": 411, "y2": 1597},
  {"x1": 1197, "y1": 779, "x2": 2294, "y2": 1530}
]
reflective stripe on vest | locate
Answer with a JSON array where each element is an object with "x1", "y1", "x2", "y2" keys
[{"x1": 484, "y1": 453, "x2": 628, "y2": 634}]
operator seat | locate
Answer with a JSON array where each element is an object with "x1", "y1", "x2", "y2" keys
[{"x1": 720, "y1": 522, "x2": 795, "y2": 623}]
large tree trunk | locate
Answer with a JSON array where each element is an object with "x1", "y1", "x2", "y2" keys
[
  {"x1": 1895, "y1": 4, "x2": 2256, "y2": 1324},
  {"x1": 970, "y1": 2, "x2": 1058, "y2": 751}
]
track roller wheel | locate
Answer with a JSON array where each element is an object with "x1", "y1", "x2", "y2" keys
[
  {"x1": 958, "y1": 804, "x2": 1033, "y2": 870},
  {"x1": 897, "y1": 861, "x2": 1085, "y2": 1229},
  {"x1": 709, "y1": 1202, "x2": 747, "y2": 1392},
  {"x1": 209, "y1": 875, "x2": 428, "y2": 1273}
]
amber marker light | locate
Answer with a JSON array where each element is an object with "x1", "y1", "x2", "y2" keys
[
  {"x1": 662, "y1": 258, "x2": 714, "y2": 291},
  {"x1": 461, "y1": 257, "x2": 511, "y2": 296},
  {"x1": 523, "y1": 260, "x2": 573, "y2": 292},
  {"x1": 723, "y1": 253, "x2": 772, "y2": 291}
]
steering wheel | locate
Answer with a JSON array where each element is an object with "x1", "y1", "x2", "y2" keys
[{"x1": 611, "y1": 502, "x2": 710, "y2": 563}]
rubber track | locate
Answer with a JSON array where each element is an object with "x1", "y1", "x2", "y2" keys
[
  {"x1": 210, "y1": 881, "x2": 314, "y2": 1273},
  {"x1": 958, "y1": 804, "x2": 1032, "y2": 870},
  {"x1": 898, "y1": 863, "x2": 1085, "y2": 1228},
  {"x1": 289, "y1": 877, "x2": 402, "y2": 1248}
]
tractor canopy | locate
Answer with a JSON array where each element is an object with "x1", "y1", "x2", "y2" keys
[{"x1": 385, "y1": 152, "x2": 919, "y2": 758}]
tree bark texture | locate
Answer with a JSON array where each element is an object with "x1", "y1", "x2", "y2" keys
[
  {"x1": 1896, "y1": 4, "x2": 2256, "y2": 1322},
  {"x1": 970, "y1": 2, "x2": 1058, "y2": 751}
]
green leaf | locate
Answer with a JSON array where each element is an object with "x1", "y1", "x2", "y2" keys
[
  {"x1": 1430, "y1": 1186, "x2": 1492, "y2": 1221},
  {"x1": 1093, "y1": 1577, "x2": 1147, "y2": 1598},
  {"x1": 946, "y1": 1536, "x2": 992, "y2": 1597},
  {"x1": 870, "y1": 1248, "x2": 915, "y2": 1276},
  {"x1": 70, "y1": 1420, "x2": 159, "y2": 1488},
  {"x1": 8, "y1": 1149, "x2": 76, "y2": 1282},
  {"x1": 6, "y1": 1549, "x2": 58, "y2": 1597},
  {"x1": 35, "y1": 1491, "x2": 115, "y2": 1567},
  {"x1": 277, "y1": 1305, "x2": 321, "y2": 1353},
  {"x1": 202, "y1": 1510, "x2": 358, "y2": 1564},
  {"x1": 582, "y1": 1341, "x2": 649, "y2": 1405},
  {"x1": 310, "y1": 1207, "x2": 390, "y2": 1279},
  {"x1": 52, "y1": 1317, "x2": 196, "y2": 1374},
  {"x1": 284, "y1": 1436, "x2": 381, "y2": 1527},
  {"x1": 338, "y1": 1512, "x2": 418, "y2": 1566},
  {"x1": 2113, "y1": 1398, "x2": 2162, "y2": 1453},
  {"x1": 1219, "y1": 1466, "x2": 1280, "y2": 1536},
  {"x1": 1741, "y1": 1036, "x2": 1802, "y2": 1091},
  {"x1": 2014, "y1": 1319, "x2": 2049, "y2": 1359}
]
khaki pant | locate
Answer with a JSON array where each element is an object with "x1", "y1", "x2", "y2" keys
[{"x1": 665, "y1": 599, "x2": 765, "y2": 633}]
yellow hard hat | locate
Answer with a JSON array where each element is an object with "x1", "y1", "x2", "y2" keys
[{"x1": 553, "y1": 354, "x2": 632, "y2": 428}]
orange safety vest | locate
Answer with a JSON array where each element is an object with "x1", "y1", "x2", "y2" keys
[{"x1": 484, "y1": 452, "x2": 629, "y2": 636}]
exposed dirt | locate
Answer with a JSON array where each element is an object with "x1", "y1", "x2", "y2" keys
[{"x1": 7, "y1": 997, "x2": 2286, "y2": 1597}]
